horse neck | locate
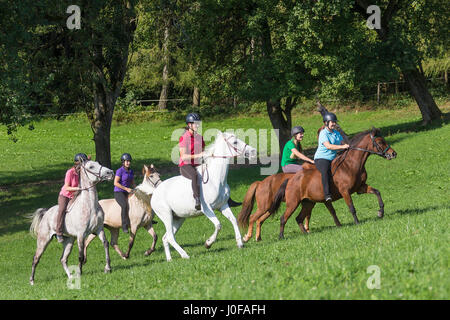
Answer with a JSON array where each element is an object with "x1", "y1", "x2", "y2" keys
[
  {"x1": 205, "y1": 138, "x2": 231, "y2": 185},
  {"x1": 345, "y1": 135, "x2": 373, "y2": 172},
  {"x1": 79, "y1": 168, "x2": 98, "y2": 204}
]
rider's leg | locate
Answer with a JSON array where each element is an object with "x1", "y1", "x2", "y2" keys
[
  {"x1": 180, "y1": 165, "x2": 201, "y2": 210},
  {"x1": 315, "y1": 159, "x2": 332, "y2": 202},
  {"x1": 114, "y1": 191, "x2": 130, "y2": 233},
  {"x1": 56, "y1": 195, "x2": 70, "y2": 243}
]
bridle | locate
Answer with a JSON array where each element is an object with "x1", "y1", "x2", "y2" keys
[
  {"x1": 349, "y1": 134, "x2": 391, "y2": 157},
  {"x1": 202, "y1": 134, "x2": 250, "y2": 183},
  {"x1": 332, "y1": 134, "x2": 391, "y2": 176}
]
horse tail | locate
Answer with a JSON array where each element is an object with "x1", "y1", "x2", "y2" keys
[
  {"x1": 29, "y1": 208, "x2": 48, "y2": 237},
  {"x1": 237, "y1": 181, "x2": 261, "y2": 229},
  {"x1": 268, "y1": 179, "x2": 289, "y2": 218}
]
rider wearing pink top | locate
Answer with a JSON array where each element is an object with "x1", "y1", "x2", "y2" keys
[{"x1": 56, "y1": 153, "x2": 87, "y2": 243}]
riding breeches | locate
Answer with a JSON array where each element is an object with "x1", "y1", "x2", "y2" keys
[
  {"x1": 180, "y1": 164, "x2": 200, "y2": 199},
  {"x1": 315, "y1": 158, "x2": 333, "y2": 198},
  {"x1": 114, "y1": 191, "x2": 130, "y2": 227},
  {"x1": 56, "y1": 195, "x2": 70, "y2": 236},
  {"x1": 282, "y1": 164, "x2": 303, "y2": 173}
]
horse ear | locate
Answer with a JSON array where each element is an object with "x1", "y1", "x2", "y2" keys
[
  {"x1": 143, "y1": 165, "x2": 148, "y2": 176},
  {"x1": 150, "y1": 164, "x2": 154, "y2": 169}
]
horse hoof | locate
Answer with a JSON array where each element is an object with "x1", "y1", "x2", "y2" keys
[
  {"x1": 242, "y1": 236, "x2": 250, "y2": 243},
  {"x1": 378, "y1": 211, "x2": 384, "y2": 218},
  {"x1": 182, "y1": 255, "x2": 190, "y2": 259},
  {"x1": 255, "y1": 237, "x2": 261, "y2": 242},
  {"x1": 205, "y1": 242, "x2": 212, "y2": 249},
  {"x1": 104, "y1": 267, "x2": 111, "y2": 273},
  {"x1": 30, "y1": 280, "x2": 34, "y2": 286},
  {"x1": 144, "y1": 249, "x2": 154, "y2": 256}
]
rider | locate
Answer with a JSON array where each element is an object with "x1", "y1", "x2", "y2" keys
[
  {"x1": 314, "y1": 112, "x2": 349, "y2": 202},
  {"x1": 179, "y1": 113, "x2": 205, "y2": 210},
  {"x1": 114, "y1": 153, "x2": 136, "y2": 233},
  {"x1": 281, "y1": 126, "x2": 314, "y2": 173},
  {"x1": 56, "y1": 153, "x2": 87, "y2": 243}
]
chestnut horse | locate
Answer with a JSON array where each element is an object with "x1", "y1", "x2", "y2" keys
[
  {"x1": 237, "y1": 173, "x2": 298, "y2": 242},
  {"x1": 268, "y1": 128, "x2": 397, "y2": 239}
]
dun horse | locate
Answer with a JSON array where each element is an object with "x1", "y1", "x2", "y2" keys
[
  {"x1": 84, "y1": 164, "x2": 162, "y2": 261},
  {"x1": 268, "y1": 128, "x2": 397, "y2": 239},
  {"x1": 29, "y1": 160, "x2": 114, "y2": 285}
]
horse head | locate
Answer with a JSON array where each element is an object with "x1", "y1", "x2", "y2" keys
[
  {"x1": 354, "y1": 128, "x2": 397, "y2": 160},
  {"x1": 219, "y1": 131, "x2": 257, "y2": 159},
  {"x1": 80, "y1": 160, "x2": 114, "y2": 183},
  {"x1": 142, "y1": 164, "x2": 162, "y2": 189}
]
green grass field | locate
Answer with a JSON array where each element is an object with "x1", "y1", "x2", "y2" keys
[{"x1": 0, "y1": 104, "x2": 449, "y2": 299}]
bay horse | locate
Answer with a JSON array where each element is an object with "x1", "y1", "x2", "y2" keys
[
  {"x1": 29, "y1": 160, "x2": 114, "y2": 285},
  {"x1": 268, "y1": 127, "x2": 397, "y2": 239},
  {"x1": 150, "y1": 131, "x2": 257, "y2": 261},
  {"x1": 84, "y1": 164, "x2": 162, "y2": 261}
]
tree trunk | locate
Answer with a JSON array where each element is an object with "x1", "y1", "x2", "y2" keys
[
  {"x1": 159, "y1": 21, "x2": 170, "y2": 110},
  {"x1": 266, "y1": 99, "x2": 291, "y2": 158},
  {"x1": 91, "y1": 85, "x2": 115, "y2": 168},
  {"x1": 403, "y1": 68, "x2": 443, "y2": 124},
  {"x1": 193, "y1": 87, "x2": 200, "y2": 106}
]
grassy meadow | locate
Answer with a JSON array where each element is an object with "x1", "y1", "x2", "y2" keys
[{"x1": 0, "y1": 103, "x2": 449, "y2": 299}]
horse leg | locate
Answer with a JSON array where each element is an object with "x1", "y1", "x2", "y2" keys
[
  {"x1": 358, "y1": 184, "x2": 384, "y2": 218},
  {"x1": 304, "y1": 213, "x2": 311, "y2": 233},
  {"x1": 124, "y1": 231, "x2": 136, "y2": 259},
  {"x1": 30, "y1": 233, "x2": 52, "y2": 285},
  {"x1": 220, "y1": 205, "x2": 243, "y2": 248},
  {"x1": 97, "y1": 228, "x2": 111, "y2": 273},
  {"x1": 83, "y1": 233, "x2": 96, "y2": 264},
  {"x1": 144, "y1": 223, "x2": 158, "y2": 256},
  {"x1": 109, "y1": 227, "x2": 126, "y2": 259},
  {"x1": 279, "y1": 201, "x2": 301, "y2": 240},
  {"x1": 324, "y1": 201, "x2": 342, "y2": 227},
  {"x1": 255, "y1": 211, "x2": 271, "y2": 241},
  {"x1": 342, "y1": 191, "x2": 360, "y2": 224},
  {"x1": 77, "y1": 236, "x2": 85, "y2": 275},
  {"x1": 161, "y1": 216, "x2": 189, "y2": 261},
  {"x1": 202, "y1": 207, "x2": 222, "y2": 249},
  {"x1": 60, "y1": 237, "x2": 75, "y2": 279},
  {"x1": 243, "y1": 208, "x2": 262, "y2": 243},
  {"x1": 294, "y1": 201, "x2": 315, "y2": 234}
]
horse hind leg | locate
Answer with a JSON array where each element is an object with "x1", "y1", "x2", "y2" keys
[
  {"x1": 30, "y1": 233, "x2": 53, "y2": 285},
  {"x1": 161, "y1": 215, "x2": 188, "y2": 261},
  {"x1": 255, "y1": 211, "x2": 271, "y2": 242},
  {"x1": 83, "y1": 233, "x2": 96, "y2": 264},
  {"x1": 144, "y1": 223, "x2": 158, "y2": 256},
  {"x1": 295, "y1": 201, "x2": 315, "y2": 234},
  {"x1": 220, "y1": 205, "x2": 243, "y2": 248}
]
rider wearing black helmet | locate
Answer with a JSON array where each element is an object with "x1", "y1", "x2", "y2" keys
[
  {"x1": 114, "y1": 153, "x2": 136, "y2": 233},
  {"x1": 56, "y1": 153, "x2": 89, "y2": 243},
  {"x1": 314, "y1": 112, "x2": 349, "y2": 202},
  {"x1": 281, "y1": 126, "x2": 314, "y2": 173},
  {"x1": 179, "y1": 113, "x2": 205, "y2": 210}
]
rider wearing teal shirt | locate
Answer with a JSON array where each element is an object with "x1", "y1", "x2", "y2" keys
[{"x1": 314, "y1": 113, "x2": 349, "y2": 202}]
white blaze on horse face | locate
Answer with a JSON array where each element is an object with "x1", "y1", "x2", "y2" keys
[{"x1": 83, "y1": 161, "x2": 114, "y2": 182}]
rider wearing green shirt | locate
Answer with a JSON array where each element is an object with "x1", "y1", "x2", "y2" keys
[{"x1": 281, "y1": 126, "x2": 314, "y2": 173}]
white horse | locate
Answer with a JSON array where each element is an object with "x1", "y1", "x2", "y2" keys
[
  {"x1": 29, "y1": 160, "x2": 114, "y2": 285},
  {"x1": 151, "y1": 131, "x2": 257, "y2": 261}
]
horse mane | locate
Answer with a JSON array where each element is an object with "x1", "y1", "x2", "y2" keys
[
  {"x1": 132, "y1": 188, "x2": 152, "y2": 213},
  {"x1": 333, "y1": 127, "x2": 380, "y2": 163}
]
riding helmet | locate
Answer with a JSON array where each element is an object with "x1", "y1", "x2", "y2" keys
[
  {"x1": 121, "y1": 153, "x2": 132, "y2": 162},
  {"x1": 74, "y1": 153, "x2": 88, "y2": 163},
  {"x1": 185, "y1": 112, "x2": 201, "y2": 124},
  {"x1": 323, "y1": 112, "x2": 338, "y2": 123},
  {"x1": 291, "y1": 126, "x2": 305, "y2": 137}
]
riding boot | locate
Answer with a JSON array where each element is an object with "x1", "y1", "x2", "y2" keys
[{"x1": 194, "y1": 196, "x2": 201, "y2": 210}]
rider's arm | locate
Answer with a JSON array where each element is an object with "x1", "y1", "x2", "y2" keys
[
  {"x1": 180, "y1": 146, "x2": 203, "y2": 161},
  {"x1": 323, "y1": 141, "x2": 349, "y2": 150},
  {"x1": 291, "y1": 148, "x2": 315, "y2": 164},
  {"x1": 63, "y1": 169, "x2": 80, "y2": 192}
]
